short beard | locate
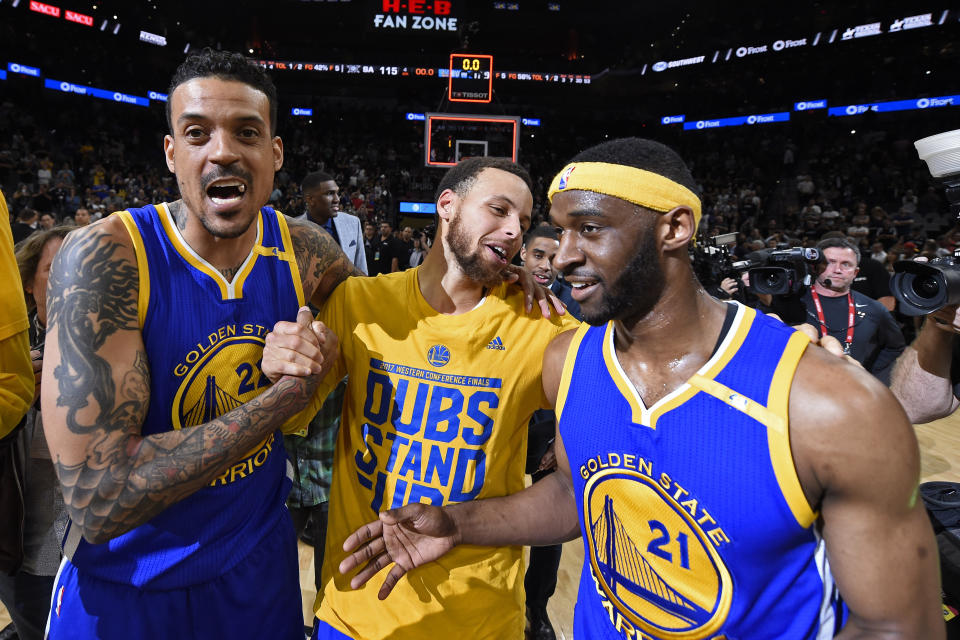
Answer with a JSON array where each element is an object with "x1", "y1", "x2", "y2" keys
[
  {"x1": 447, "y1": 210, "x2": 505, "y2": 287},
  {"x1": 582, "y1": 223, "x2": 665, "y2": 325}
]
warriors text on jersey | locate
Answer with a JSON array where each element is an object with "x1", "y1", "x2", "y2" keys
[{"x1": 61, "y1": 203, "x2": 307, "y2": 588}]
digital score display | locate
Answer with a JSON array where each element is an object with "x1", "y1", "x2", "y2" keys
[{"x1": 448, "y1": 54, "x2": 493, "y2": 103}]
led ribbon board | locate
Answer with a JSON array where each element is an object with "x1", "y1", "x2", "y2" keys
[
  {"x1": 683, "y1": 112, "x2": 790, "y2": 131},
  {"x1": 828, "y1": 94, "x2": 960, "y2": 116}
]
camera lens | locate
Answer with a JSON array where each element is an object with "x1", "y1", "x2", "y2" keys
[
  {"x1": 761, "y1": 271, "x2": 784, "y2": 290},
  {"x1": 911, "y1": 275, "x2": 941, "y2": 300}
]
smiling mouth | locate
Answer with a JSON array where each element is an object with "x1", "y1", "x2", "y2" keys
[
  {"x1": 206, "y1": 179, "x2": 247, "y2": 208},
  {"x1": 532, "y1": 272, "x2": 551, "y2": 284},
  {"x1": 568, "y1": 279, "x2": 600, "y2": 301},
  {"x1": 487, "y1": 244, "x2": 508, "y2": 263}
]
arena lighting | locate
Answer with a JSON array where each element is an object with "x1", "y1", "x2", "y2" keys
[
  {"x1": 683, "y1": 111, "x2": 790, "y2": 131},
  {"x1": 112, "y1": 22, "x2": 120, "y2": 34},
  {"x1": 828, "y1": 94, "x2": 960, "y2": 116}
]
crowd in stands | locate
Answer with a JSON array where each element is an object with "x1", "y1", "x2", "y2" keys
[{"x1": 3, "y1": 82, "x2": 959, "y2": 287}]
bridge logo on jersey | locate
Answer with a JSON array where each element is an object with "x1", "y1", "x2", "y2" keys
[
  {"x1": 171, "y1": 327, "x2": 273, "y2": 430},
  {"x1": 583, "y1": 468, "x2": 732, "y2": 639},
  {"x1": 427, "y1": 344, "x2": 451, "y2": 367}
]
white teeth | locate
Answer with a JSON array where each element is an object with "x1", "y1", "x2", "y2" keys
[
  {"x1": 238, "y1": 184, "x2": 246, "y2": 193},
  {"x1": 490, "y1": 246, "x2": 505, "y2": 259}
]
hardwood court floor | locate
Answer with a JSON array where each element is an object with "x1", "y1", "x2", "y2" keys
[{"x1": 4, "y1": 414, "x2": 959, "y2": 638}]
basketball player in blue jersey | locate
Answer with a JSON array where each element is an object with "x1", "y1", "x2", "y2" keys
[
  {"x1": 337, "y1": 138, "x2": 944, "y2": 639},
  {"x1": 39, "y1": 50, "x2": 359, "y2": 639}
]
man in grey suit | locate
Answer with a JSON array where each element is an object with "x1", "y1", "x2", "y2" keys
[
  {"x1": 286, "y1": 171, "x2": 365, "y2": 595},
  {"x1": 297, "y1": 171, "x2": 368, "y2": 275}
]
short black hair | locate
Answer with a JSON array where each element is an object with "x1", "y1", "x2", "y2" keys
[
  {"x1": 434, "y1": 157, "x2": 532, "y2": 204},
  {"x1": 566, "y1": 137, "x2": 699, "y2": 197},
  {"x1": 301, "y1": 171, "x2": 336, "y2": 193},
  {"x1": 524, "y1": 225, "x2": 558, "y2": 245},
  {"x1": 433, "y1": 157, "x2": 533, "y2": 229},
  {"x1": 816, "y1": 236, "x2": 861, "y2": 265},
  {"x1": 166, "y1": 48, "x2": 279, "y2": 135}
]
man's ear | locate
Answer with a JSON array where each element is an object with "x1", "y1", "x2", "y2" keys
[
  {"x1": 272, "y1": 136, "x2": 284, "y2": 171},
  {"x1": 437, "y1": 189, "x2": 457, "y2": 222},
  {"x1": 163, "y1": 135, "x2": 175, "y2": 173},
  {"x1": 661, "y1": 205, "x2": 697, "y2": 251}
]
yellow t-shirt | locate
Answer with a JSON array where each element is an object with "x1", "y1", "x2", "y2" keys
[
  {"x1": 0, "y1": 190, "x2": 33, "y2": 437},
  {"x1": 314, "y1": 268, "x2": 578, "y2": 640}
]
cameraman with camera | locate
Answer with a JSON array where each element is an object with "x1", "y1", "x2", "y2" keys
[
  {"x1": 888, "y1": 129, "x2": 960, "y2": 422},
  {"x1": 799, "y1": 237, "x2": 905, "y2": 384}
]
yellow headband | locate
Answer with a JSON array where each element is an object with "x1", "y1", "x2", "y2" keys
[{"x1": 547, "y1": 161, "x2": 701, "y2": 231}]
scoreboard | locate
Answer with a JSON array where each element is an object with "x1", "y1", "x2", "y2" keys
[{"x1": 448, "y1": 53, "x2": 493, "y2": 103}]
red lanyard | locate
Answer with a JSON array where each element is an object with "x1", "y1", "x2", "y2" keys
[{"x1": 810, "y1": 288, "x2": 855, "y2": 353}]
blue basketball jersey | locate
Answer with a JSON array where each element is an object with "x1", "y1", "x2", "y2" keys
[
  {"x1": 558, "y1": 304, "x2": 845, "y2": 640},
  {"x1": 62, "y1": 203, "x2": 306, "y2": 589}
]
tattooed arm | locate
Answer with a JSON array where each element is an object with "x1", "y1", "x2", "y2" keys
[
  {"x1": 41, "y1": 218, "x2": 328, "y2": 544},
  {"x1": 287, "y1": 217, "x2": 364, "y2": 307}
]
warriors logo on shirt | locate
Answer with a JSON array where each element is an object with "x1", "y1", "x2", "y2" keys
[
  {"x1": 583, "y1": 465, "x2": 732, "y2": 639},
  {"x1": 171, "y1": 324, "x2": 272, "y2": 429}
]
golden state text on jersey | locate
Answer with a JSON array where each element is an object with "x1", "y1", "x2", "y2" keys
[
  {"x1": 558, "y1": 304, "x2": 846, "y2": 640},
  {"x1": 61, "y1": 203, "x2": 307, "y2": 590}
]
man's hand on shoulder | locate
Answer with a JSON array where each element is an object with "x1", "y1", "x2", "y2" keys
[{"x1": 502, "y1": 263, "x2": 567, "y2": 318}]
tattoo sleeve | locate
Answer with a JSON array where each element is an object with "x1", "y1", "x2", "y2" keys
[
  {"x1": 287, "y1": 218, "x2": 363, "y2": 307},
  {"x1": 44, "y1": 225, "x2": 317, "y2": 544}
]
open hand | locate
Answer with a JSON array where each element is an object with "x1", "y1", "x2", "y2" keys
[{"x1": 339, "y1": 503, "x2": 460, "y2": 600}]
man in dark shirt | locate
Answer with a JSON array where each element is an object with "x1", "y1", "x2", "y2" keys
[
  {"x1": 362, "y1": 221, "x2": 377, "y2": 272},
  {"x1": 370, "y1": 221, "x2": 401, "y2": 275},
  {"x1": 11, "y1": 208, "x2": 38, "y2": 245},
  {"x1": 801, "y1": 237, "x2": 904, "y2": 384}
]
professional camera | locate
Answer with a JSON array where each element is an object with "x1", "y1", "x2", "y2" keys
[
  {"x1": 734, "y1": 247, "x2": 822, "y2": 296},
  {"x1": 691, "y1": 232, "x2": 739, "y2": 290},
  {"x1": 891, "y1": 129, "x2": 960, "y2": 316}
]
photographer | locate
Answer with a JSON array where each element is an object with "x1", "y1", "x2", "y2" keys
[{"x1": 799, "y1": 237, "x2": 905, "y2": 384}]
